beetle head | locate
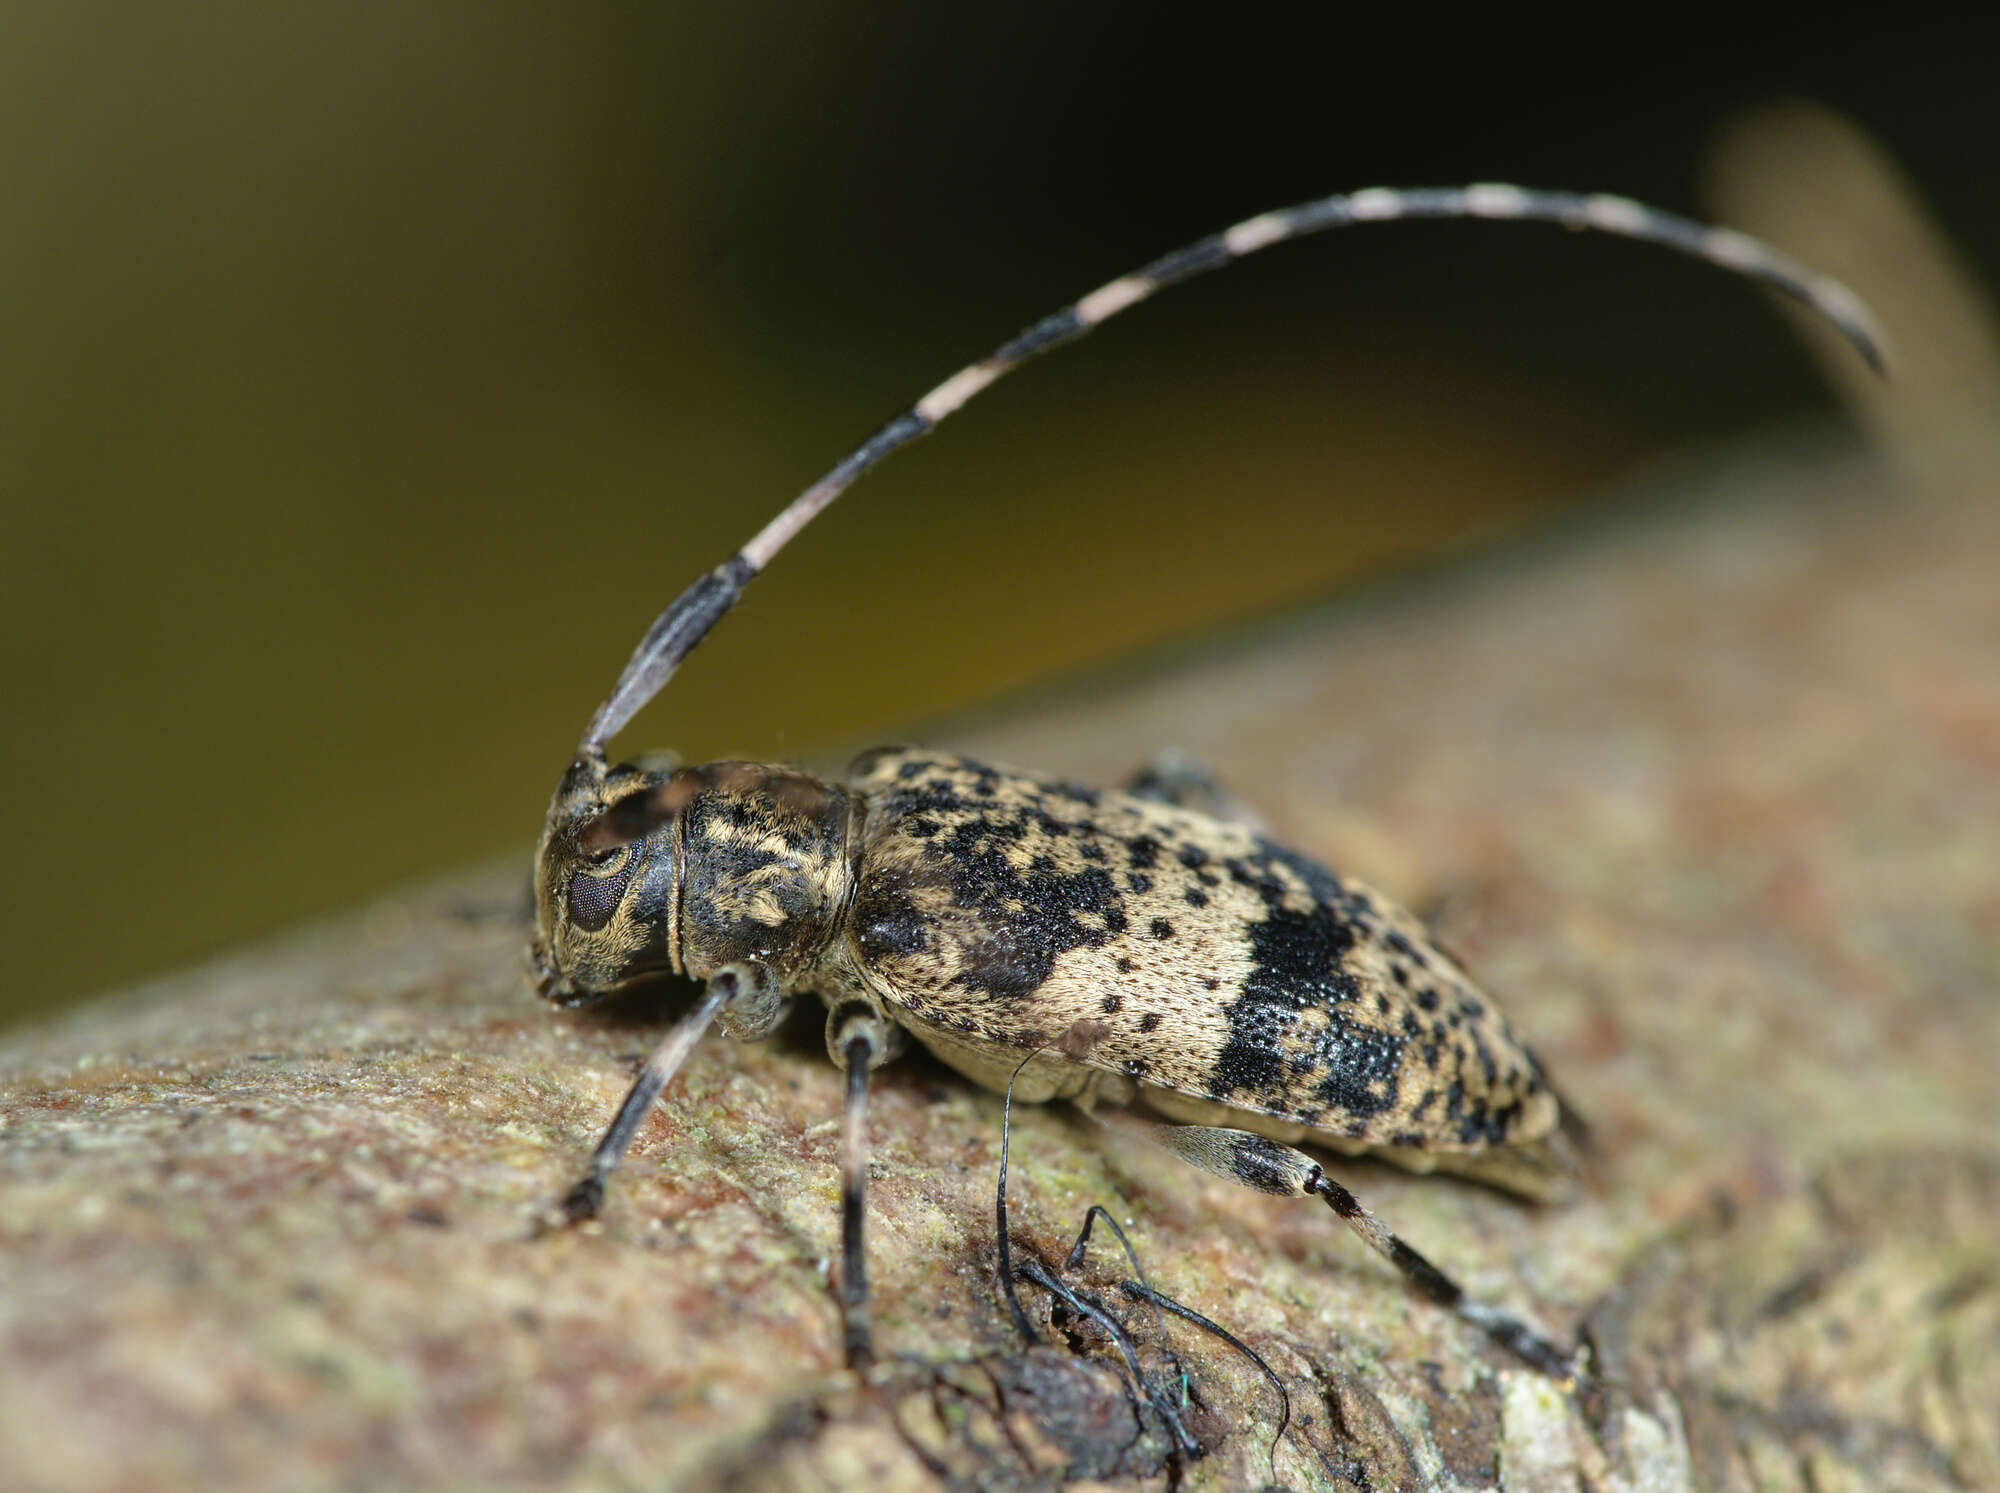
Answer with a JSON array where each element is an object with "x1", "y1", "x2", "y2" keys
[{"x1": 531, "y1": 753, "x2": 854, "y2": 1006}]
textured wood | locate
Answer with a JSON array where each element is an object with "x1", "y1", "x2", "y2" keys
[{"x1": 4, "y1": 446, "x2": 1997, "y2": 1491}]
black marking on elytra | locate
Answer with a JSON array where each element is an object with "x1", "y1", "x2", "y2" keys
[
  {"x1": 1311, "y1": 1021, "x2": 1405, "y2": 1118},
  {"x1": 1457, "y1": 1096, "x2": 1520, "y2": 1147},
  {"x1": 865, "y1": 760, "x2": 1133, "y2": 1003},
  {"x1": 1210, "y1": 842, "x2": 1383, "y2": 1105},
  {"x1": 852, "y1": 863, "x2": 938, "y2": 962},
  {"x1": 1204, "y1": 832, "x2": 1434, "y2": 1125}
]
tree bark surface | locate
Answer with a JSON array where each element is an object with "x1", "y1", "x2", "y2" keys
[{"x1": 4, "y1": 454, "x2": 1997, "y2": 1492}]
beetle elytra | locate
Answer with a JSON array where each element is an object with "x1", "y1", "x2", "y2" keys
[{"x1": 527, "y1": 183, "x2": 1882, "y2": 1380}]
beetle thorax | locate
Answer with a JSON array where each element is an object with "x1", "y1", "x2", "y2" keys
[
  {"x1": 674, "y1": 763, "x2": 856, "y2": 983},
  {"x1": 530, "y1": 756, "x2": 856, "y2": 1006}
]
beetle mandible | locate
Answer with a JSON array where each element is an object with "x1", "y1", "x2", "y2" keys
[{"x1": 528, "y1": 184, "x2": 1883, "y2": 1376}]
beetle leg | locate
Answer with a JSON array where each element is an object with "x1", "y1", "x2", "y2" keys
[
  {"x1": 995, "y1": 1074, "x2": 1289, "y2": 1470},
  {"x1": 1058, "y1": 1204, "x2": 1191, "y2": 1395},
  {"x1": 1120, "y1": 750, "x2": 1268, "y2": 832},
  {"x1": 993, "y1": 1050, "x2": 1043, "y2": 1345},
  {"x1": 827, "y1": 1000, "x2": 899, "y2": 1369},
  {"x1": 1116, "y1": 1278, "x2": 1291, "y2": 1481},
  {"x1": 1012, "y1": 1255, "x2": 1201, "y2": 1457},
  {"x1": 1063, "y1": 1200, "x2": 1292, "y2": 1466},
  {"x1": 551, "y1": 963, "x2": 777, "y2": 1225},
  {"x1": 1142, "y1": 1121, "x2": 1582, "y2": 1382}
]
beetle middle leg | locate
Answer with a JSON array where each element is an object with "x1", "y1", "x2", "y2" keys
[
  {"x1": 1121, "y1": 750, "x2": 1268, "y2": 832},
  {"x1": 1141, "y1": 1120, "x2": 1583, "y2": 1381},
  {"x1": 826, "y1": 999, "x2": 904, "y2": 1370}
]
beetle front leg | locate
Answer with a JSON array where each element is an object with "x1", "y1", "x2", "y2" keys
[
  {"x1": 826, "y1": 1000, "x2": 904, "y2": 1369},
  {"x1": 554, "y1": 963, "x2": 787, "y2": 1225}
]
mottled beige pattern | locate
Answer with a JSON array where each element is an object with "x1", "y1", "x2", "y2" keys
[{"x1": 843, "y1": 749, "x2": 1561, "y2": 1168}]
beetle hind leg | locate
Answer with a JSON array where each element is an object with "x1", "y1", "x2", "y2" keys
[
  {"x1": 1145, "y1": 1121, "x2": 1582, "y2": 1382},
  {"x1": 1120, "y1": 750, "x2": 1268, "y2": 832}
]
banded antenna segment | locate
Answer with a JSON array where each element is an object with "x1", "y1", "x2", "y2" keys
[{"x1": 582, "y1": 183, "x2": 1886, "y2": 752}]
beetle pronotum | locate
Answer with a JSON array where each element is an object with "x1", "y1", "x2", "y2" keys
[{"x1": 527, "y1": 184, "x2": 1881, "y2": 1380}]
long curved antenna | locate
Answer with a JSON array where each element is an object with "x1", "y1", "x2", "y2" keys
[{"x1": 582, "y1": 183, "x2": 1887, "y2": 750}]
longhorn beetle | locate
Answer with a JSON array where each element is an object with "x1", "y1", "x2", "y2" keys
[{"x1": 529, "y1": 184, "x2": 1882, "y2": 1378}]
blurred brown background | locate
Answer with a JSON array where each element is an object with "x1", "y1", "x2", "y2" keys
[{"x1": 3, "y1": 6, "x2": 1995, "y2": 1027}]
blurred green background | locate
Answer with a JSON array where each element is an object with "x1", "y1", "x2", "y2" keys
[{"x1": 4, "y1": 6, "x2": 1996, "y2": 1027}]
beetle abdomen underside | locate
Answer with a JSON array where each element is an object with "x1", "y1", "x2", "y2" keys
[{"x1": 843, "y1": 749, "x2": 1559, "y2": 1158}]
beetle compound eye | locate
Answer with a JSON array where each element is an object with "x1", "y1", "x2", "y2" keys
[{"x1": 566, "y1": 846, "x2": 638, "y2": 931}]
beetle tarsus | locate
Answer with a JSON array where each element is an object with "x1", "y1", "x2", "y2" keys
[
  {"x1": 1000, "y1": 1093, "x2": 1288, "y2": 1471},
  {"x1": 560, "y1": 1174, "x2": 604, "y2": 1224},
  {"x1": 1013, "y1": 1255, "x2": 1200, "y2": 1457},
  {"x1": 536, "y1": 976, "x2": 735, "y2": 1230}
]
